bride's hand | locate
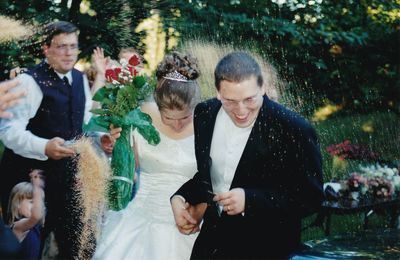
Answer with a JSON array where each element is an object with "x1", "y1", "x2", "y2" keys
[
  {"x1": 109, "y1": 124, "x2": 122, "y2": 140},
  {"x1": 184, "y1": 203, "x2": 207, "y2": 234},
  {"x1": 100, "y1": 134, "x2": 114, "y2": 155},
  {"x1": 171, "y1": 196, "x2": 199, "y2": 235}
]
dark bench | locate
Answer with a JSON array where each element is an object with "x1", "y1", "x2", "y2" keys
[{"x1": 319, "y1": 197, "x2": 400, "y2": 236}]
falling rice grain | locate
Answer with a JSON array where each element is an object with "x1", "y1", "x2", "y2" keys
[
  {"x1": 71, "y1": 137, "x2": 111, "y2": 260},
  {"x1": 0, "y1": 16, "x2": 33, "y2": 43}
]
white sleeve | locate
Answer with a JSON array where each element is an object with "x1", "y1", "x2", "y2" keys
[
  {"x1": 83, "y1": 75, "x2": 93, "y2": 124},
  {"x1": 0, "y1": 74, "x2": 48, "y2": 160}
]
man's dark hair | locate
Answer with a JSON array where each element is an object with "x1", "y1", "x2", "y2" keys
[
  {"x1": 43, "y1": 21, "x2": 79, "y2": 46},
  {"x1": 214, "y1": 51, "x2": 263, "y2": 90}
]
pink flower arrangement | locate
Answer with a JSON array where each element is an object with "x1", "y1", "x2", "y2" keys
[
  {"x1": 326, "y1": 139, "x2": 379, "y2": 161},
  {"x1": 336, "y1": 164, "x2": 399, "y2": 201},
  {"x1": 346, "y1": 172, "x2": 368, "y2": 192},
  {"x1": 367, "y1": 176, "x2": 394, "y2": 199},
  {"x1": 339, "y1": 172, "x2": 368, "y2": 200}
]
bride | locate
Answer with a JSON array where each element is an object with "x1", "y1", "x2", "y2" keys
[{"x1": 93, "y1": 52, "x2": 202, "y2": 260}]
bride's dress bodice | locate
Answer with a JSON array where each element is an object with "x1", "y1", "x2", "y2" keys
[
  {"x1": 94, "y1": 126, "x2": 199, "y2": 260},
  {"x1": 129, "y1": 130, "x2": 197, "y2": 222},
  {"x1": 94, "y1": 129, "x2": 198, "y2": 260}
]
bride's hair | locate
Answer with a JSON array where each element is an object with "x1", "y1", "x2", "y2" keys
[{"x1": 154, "y1": 52, "x2": 201, "y2": 111}]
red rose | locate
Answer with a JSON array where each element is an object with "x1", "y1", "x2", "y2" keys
[
  {"x1": 105, "y1": 68, "x2": 123, "y2": 82},
  {"x1": 105, "y1": 69, "x2": 117, "y2": 81},
  {"x1": 128, "y1": 54, "x2": 141, "y2": 66},
  {"x1": 114, "y1": 67, "x2": 121, "y2": 76},
  {"x1": 127, "y1": 67, "x2": 138, "y2": 76}
]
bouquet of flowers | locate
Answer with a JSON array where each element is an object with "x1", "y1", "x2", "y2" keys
[{"x1": 85, "y1": 55, "x2": 160, "y2": 211}]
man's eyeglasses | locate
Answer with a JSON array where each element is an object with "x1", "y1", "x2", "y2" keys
[
  {"x1": 220, "y1": 92, "x2": 261, "y2": 109},
  {"x1": 53, "y1": 44, "x2": 79, "y2": 53}
]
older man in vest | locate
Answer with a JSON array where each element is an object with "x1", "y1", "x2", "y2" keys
[{"x1": 0, "y1": 21, "x2": 95, "y2": 258}]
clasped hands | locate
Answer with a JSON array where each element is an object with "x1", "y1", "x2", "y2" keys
[{"x1": 171, "y1": 188, "x2": 245, "y2": 235}]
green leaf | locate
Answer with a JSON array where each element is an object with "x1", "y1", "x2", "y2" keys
[
  {"x1": 90, "y1": 108, "x2": 109, "y2": 115},
  {"x1": 92, "y1": 87, "x2": 109, "y2": 102},
  {"x1": 133, "y1": 76, "x2": 146, "y2": 88},
  {"x1": 108, "y1": 115, "x2": 126, "y2": 127},
  {"x1": 137, "y1": 124, "x2": 161, "y2": 145},
  {"x1": 108, "y1": 126, "x2": 135, "y2": 211},
  {"x1": 123, "y1": 109, "x2": 160, "y2": 145},
  {"x1": 83, "y1": 116, "x2": 110, "y2": 132}
]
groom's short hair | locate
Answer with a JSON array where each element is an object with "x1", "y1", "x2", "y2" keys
[{"x1": 214, "y1": 51, "x2": 263, "y2": 90}]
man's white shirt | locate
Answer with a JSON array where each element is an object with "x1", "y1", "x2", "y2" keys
[{"x1": 210, "y1": 107, "x2": 254, "y2": 196}]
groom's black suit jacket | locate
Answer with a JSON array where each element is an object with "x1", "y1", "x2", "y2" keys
[{"x1": 174, "y1": 96, "x2": 324, "y2": 259}]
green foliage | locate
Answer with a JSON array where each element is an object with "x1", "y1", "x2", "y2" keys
[
  {"x1": 92, "y1": 76, "x2": 151, "y2": 118},
  {"x1": 301, "y1": 211, "x2": 392, "y2": 242},
  {"x1": 168, "y1": 0, "x2": 399, "y2": 114},
  {"x1": 0, "y1": 0, "x2": 150, "y2": 79},
  {"x1": 0, "y1": 0, "x2": 397, "y2": 114}
]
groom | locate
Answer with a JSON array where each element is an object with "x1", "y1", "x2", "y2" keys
[{"x1": 171, "y1": 51, "x2": 324, "y2": 259}]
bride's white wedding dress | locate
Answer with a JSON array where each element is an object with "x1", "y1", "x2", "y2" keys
[{"x1": 93, "y1": 130, "x2": 198, "y2": 260}]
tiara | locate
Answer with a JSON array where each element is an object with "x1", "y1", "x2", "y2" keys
[{"x1": 163, "y1": 70, "x2": 190, "y2": 82}]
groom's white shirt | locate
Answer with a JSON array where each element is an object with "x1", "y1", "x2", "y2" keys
[{"x1": 210, "y1": 107, "x2": 253, "y2": 197}]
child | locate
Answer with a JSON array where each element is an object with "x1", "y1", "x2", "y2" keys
[
  {"x1": 118, "y1": 47, "x2": 143, "y2": 73},
  {"x1": 6, "y1": 169, "x2": 45, "y2": 260},
  {"x1": 118, "y1": 47, "x2": 142, "y2": 65}
]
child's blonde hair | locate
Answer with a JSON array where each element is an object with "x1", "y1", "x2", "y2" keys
[
  {"x1": 118, "y1": 47, "x2": 141, "y2": 60},
  {"x1": 6, "y1": 182, "x2": 33, "y2": 225}
]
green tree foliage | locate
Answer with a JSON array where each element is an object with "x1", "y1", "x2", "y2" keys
[
  {"x1": 0, "y1": 0, "x2": 150, "y2": 79},
  {"x1": 0, "y1": 0, "x2": 398, "y2": 115},
  {"x1": 163, "y1": 0, "x2": 399, "y2": 115}
]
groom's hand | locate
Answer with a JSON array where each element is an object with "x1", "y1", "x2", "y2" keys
[
  {"x1": 171, "y1": 196, "x2": 203, "y2": 235},
  {"x1": 213, "y1": 188, "x2": 245, "y2": 215}
]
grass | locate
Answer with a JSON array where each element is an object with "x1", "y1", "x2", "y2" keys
[{"x1": 302, "y1": 209, "x2": 397, "y2": 242}]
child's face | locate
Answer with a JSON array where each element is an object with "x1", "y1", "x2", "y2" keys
[
  {"x1": 120, "y1": 52, "x2": 137, "y2": 63},
  {"x1": 19, "y1": 198, "x2": 33, "y2": 218}
]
